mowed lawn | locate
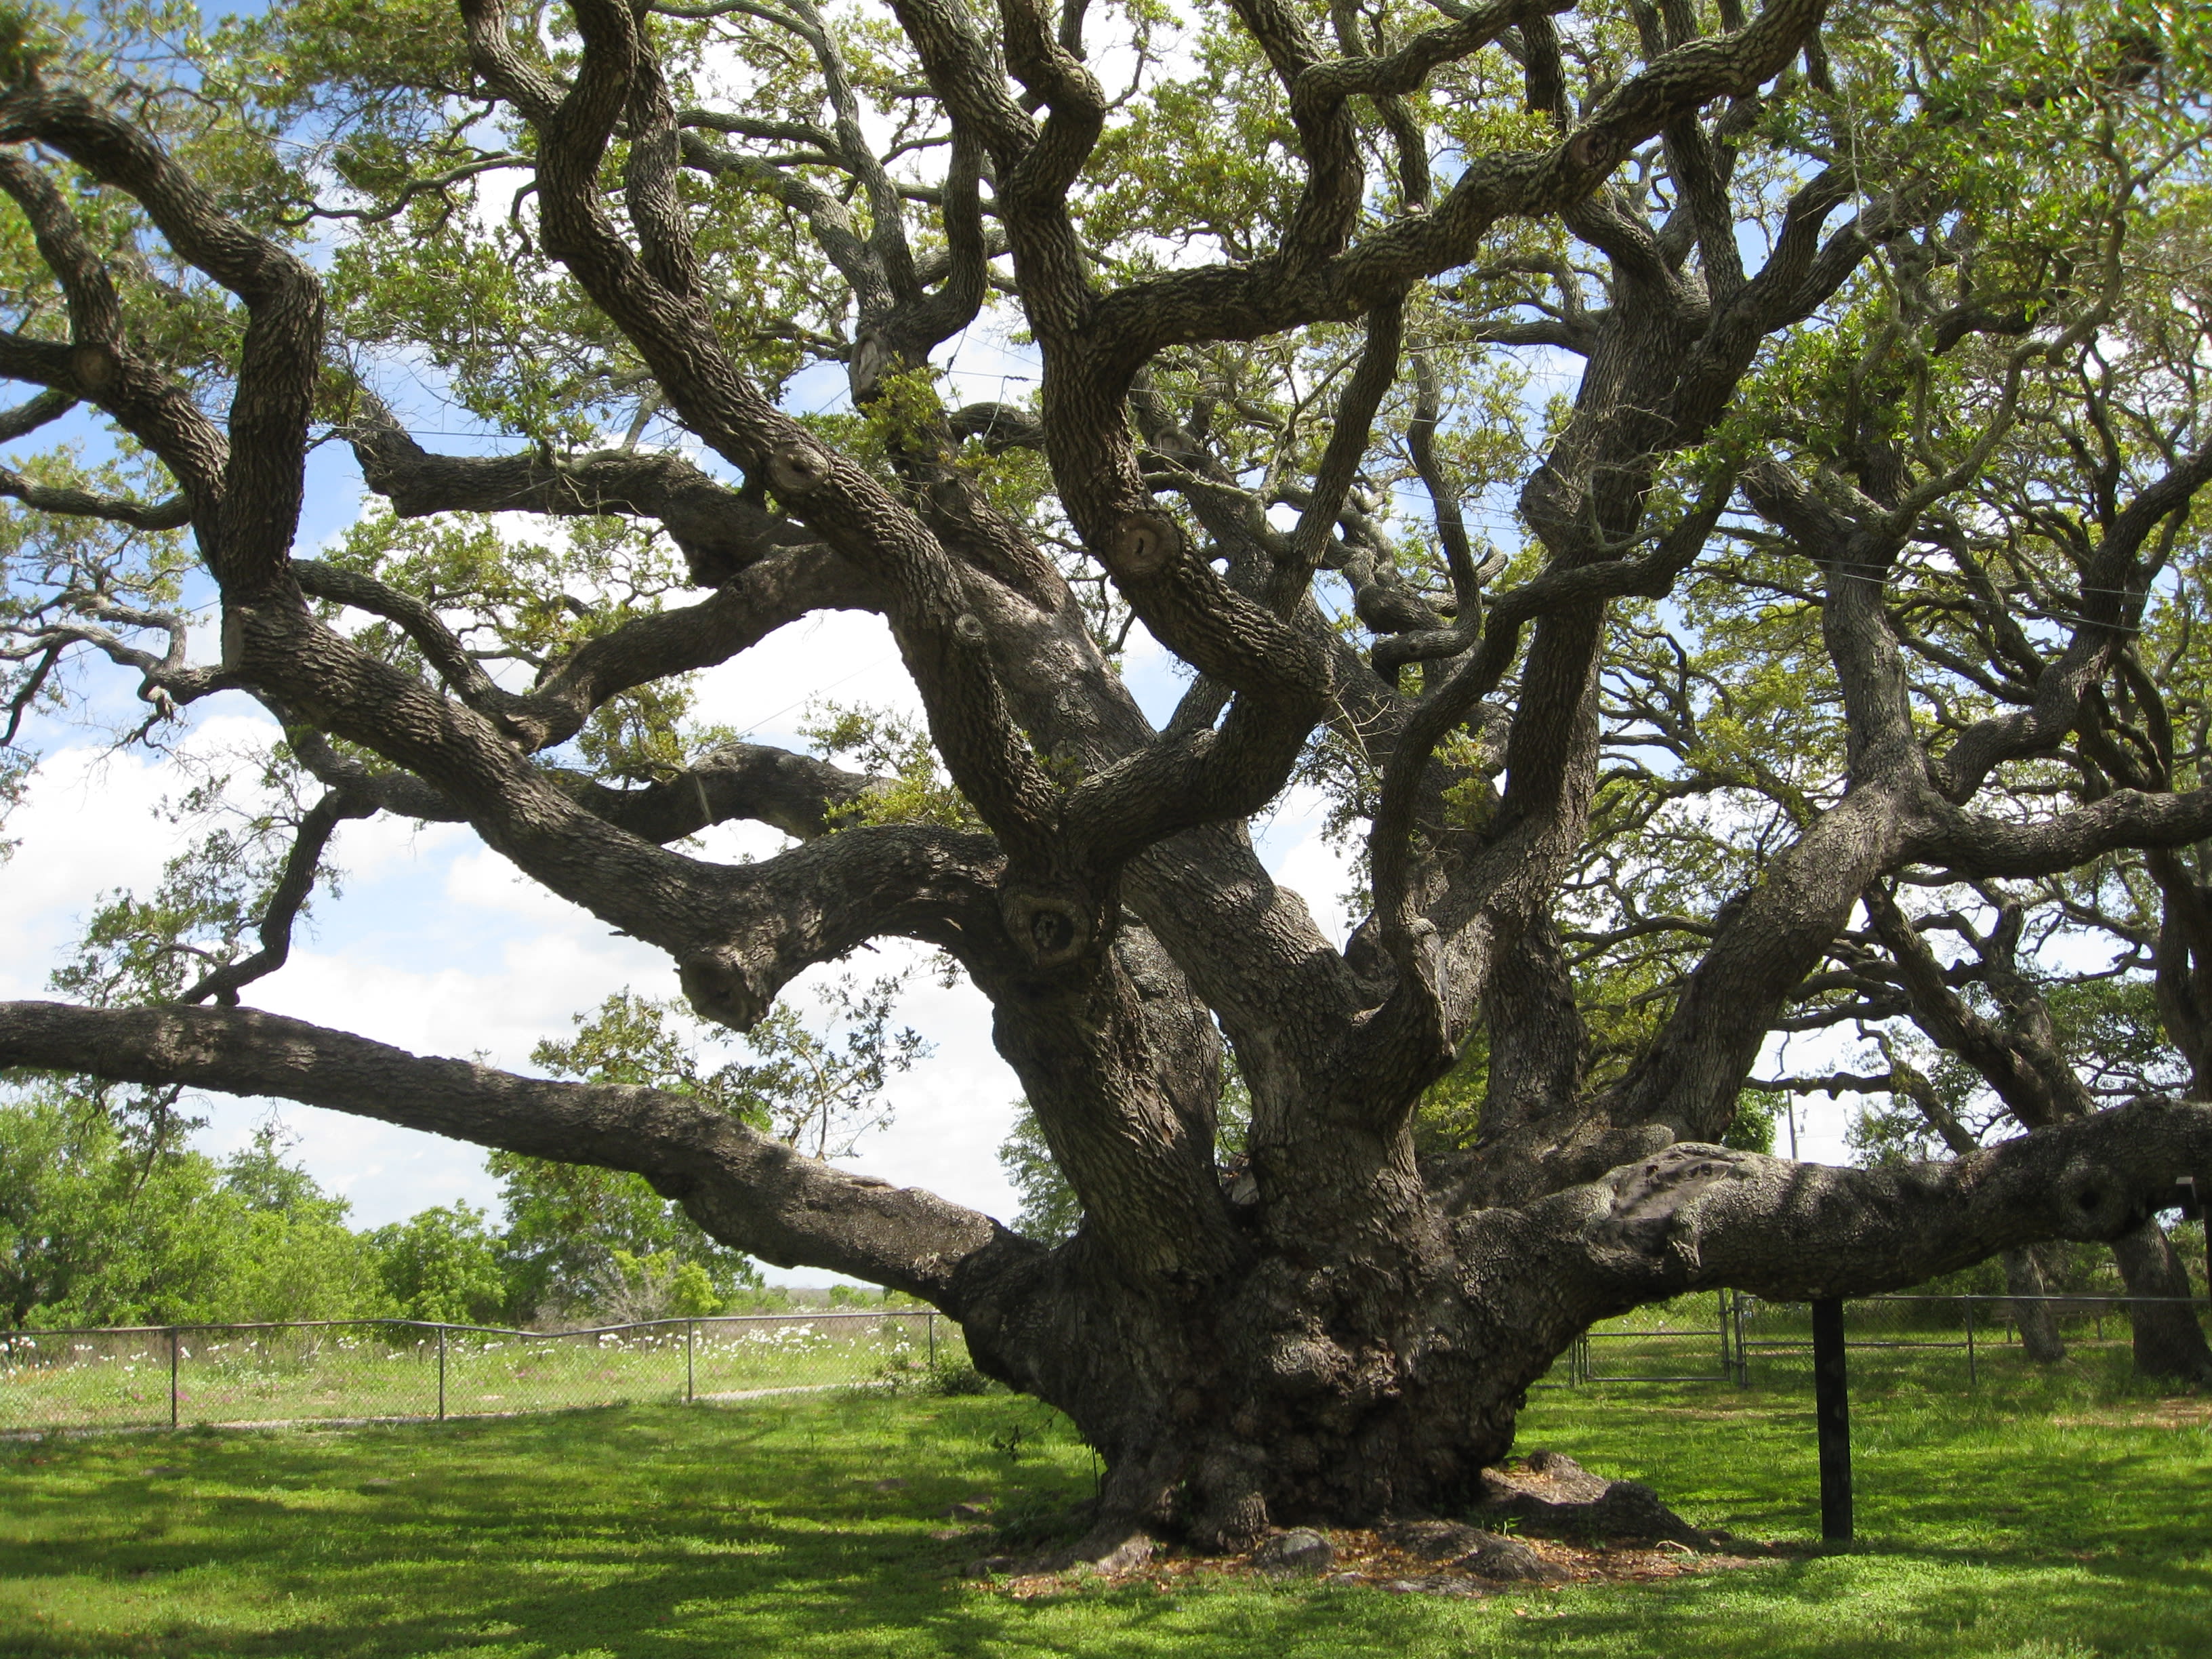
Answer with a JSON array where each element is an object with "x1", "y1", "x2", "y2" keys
[{"x1": 1, "y1": 1352, "x2": 2207, "y2": 1659}]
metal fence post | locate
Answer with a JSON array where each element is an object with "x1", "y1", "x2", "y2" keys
[
  {"x1": 1964, "y1": 1297, "x2": 1977, "y2": 1386},
  {"x1": 2195, "y1": 1174, "x2": 2211, "y2": 1298},
  {"x1": 686, "y1": 1319, "x2": 695, "y2": 1403},
  {"x1": 436, "y1": 1325, "x2": 447, "y2": 1421},
  {"x1": 1812, "y1": 1298, "x2": 1852, "y2": 1542},
  {"x1": 926, "y1": 1311, "x2": 937, "y2": 1368},
  {"x1": 168, "y1": 1328, "x2": 179, "y2": 1430}
]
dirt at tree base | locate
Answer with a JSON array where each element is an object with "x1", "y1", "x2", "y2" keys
[
  {"x1": 974, "y1": 1528, "x2": 1776, "y2": 1601},
  {"x1": 964, "y1": 1453, "x2": 1778, "y2": 1600}
]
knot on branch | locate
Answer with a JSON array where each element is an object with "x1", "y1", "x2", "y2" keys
[
  {"x1": 1582, "y1": 1143, "x2": 1747, "y2": 1265},
  {"x1": 1102, "y1": 512, "x2": 1183, "y2": 580},
  {"x1": 678, "y1": 951, "x2": 771, "y2": 1031},
  {"x1": 218, "y1": 601, "x2": 264, "y2": 672},
  {"x1": 848, "y1": 333, "x2": 907, "y2": 403},
  {"x1": 765, "y1": 438, "x2": 834, "y2": 497},
  {"x1": 68, "y1": 342, "x2": 118, "y2": 391},
  {"x1": 1000, "y1": 886, "x2": 1099, "y2": 970},
  {"x1": 1565, "y1": 127, "x2": 1620, "y2": 175},
  {"x1": 2053, "y1": 1158, "x2": 2146, "y2": 1240}
]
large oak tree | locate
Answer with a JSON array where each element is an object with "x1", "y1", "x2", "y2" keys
[{"x1": 3, "y1": 0, "x2": 2211, "y2": 1559}]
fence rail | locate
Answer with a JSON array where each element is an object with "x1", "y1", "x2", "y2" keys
[
  {"x1": 0, "y1": 1311, "x2": 962, "y2": 1434},
  {"x1": 7, "y1": 1293, "x2": 2209, "y2": 1435},
  {"x1": 1544, "y1": 1291, "x2": 2212, "y2": 1389}
]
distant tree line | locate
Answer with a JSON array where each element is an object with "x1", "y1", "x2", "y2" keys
[{"x1": 0, "y1": 1083, "x2": 766, "y2": 1330}]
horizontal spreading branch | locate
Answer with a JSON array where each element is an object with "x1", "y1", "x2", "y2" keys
[
  {"x1": 1744, "y1": 1071, "x2": 1898, "y2": 1097},
  {"x1": 0, "y1": 1000, "x2": 1032, "y2": 1303},
  {"x1": 17, "y1": 991, "x2": 2191, "y2": 1392},
  {"x1": 1515, "y1": 1097, "x2": 2212, "y2": 1311},
  {"x1": 295, "y1": 541, "x2": 879, "y2": 754},
  {"x1": 1907, "y1": 785, "x2": 2212, "y2": 878}
]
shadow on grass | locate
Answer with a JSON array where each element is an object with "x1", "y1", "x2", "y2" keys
[{"x1": 0, "y1": 1385, "x2": 2206, "y2": 1659}]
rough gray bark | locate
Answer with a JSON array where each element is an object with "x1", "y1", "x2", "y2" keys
[
  {"x1": 2108, "y1": 1223, "x2": 2212, "y2": 1385},
  {"x1": 2001, "y1": 1248, "x2": 2068, "y2": 1367},
  {"x1": 3, "y1": 0, "x2": 2211, "y2": 1559}
]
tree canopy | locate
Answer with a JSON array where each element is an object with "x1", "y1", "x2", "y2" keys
[{"x1": 2, "y1": 0, "x2": 2211, "y2": 1555}]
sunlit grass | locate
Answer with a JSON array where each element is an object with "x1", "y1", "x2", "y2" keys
[{"x1": 0, "y1": 1347, "x2": 2205, "y2": 1658}]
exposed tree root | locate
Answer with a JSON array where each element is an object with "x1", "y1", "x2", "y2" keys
[{"x1": 960, "y1": 1452, "x2": 1729, "y2": 1591}]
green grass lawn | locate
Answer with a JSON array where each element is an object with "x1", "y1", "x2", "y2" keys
[{"x1": 1, "y1": 1351, "x2": 2206, "y2": 1659}]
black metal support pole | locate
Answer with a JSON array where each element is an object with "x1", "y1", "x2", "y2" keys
[
  {"x1": 2198, "y1": 1176, "x2": 2211, "y2": 1300},
  {"x1": 927, "y1": 1312, "x2": 937, "y2": 1369},
  {"x1": 1812, "y1": 1297, "x2": 1852, "y2": 1542}
]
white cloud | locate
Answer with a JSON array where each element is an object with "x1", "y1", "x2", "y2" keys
[
  {"x1": 334, "y1": 812, "x2": 470, "y2": 883},
  {"x1": 689, "y1": 607, "x2": 923, "y2": 746},
  {"x1": 0, "y1": 714, "x2": 283, "y2": 998},
  {"x1": 775, "y1": 943, "x2": 1023, "y2": 1225},
  {"x1": 1256, "y1": 785, "x2": 1359, "y2": 951}
]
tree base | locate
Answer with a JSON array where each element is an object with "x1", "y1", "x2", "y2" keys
[{"x1": 966, "y1": 1451, "x2": 1717, "y2": 1582}]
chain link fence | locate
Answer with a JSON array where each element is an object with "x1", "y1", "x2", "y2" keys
[
  {"x1": 1548, "y1": 1292, "x2": 2212, "y2": 1389},
  {"x1": 0, "y1": 1311, "x2": 968, "y2": 1434},
  {"x1": 11, "y1": 1293, "x2": 2207, "y2": 1433}
]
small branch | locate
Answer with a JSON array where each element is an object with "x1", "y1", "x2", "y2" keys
[
  {"x1": 289, "y1": 152, "x2": 529, "y2": 228},
  {"x1": 0, "y1": 386, "x2": 75, "y2": 443},
  {"x1": 1743, "y1": 1071, "x2": 1897, "y2": 1097},
  {"x1": 0, "y1": 464, "x2": 191, "y2": 530},
  {"x1": 550, "y1": 741, "x2": 876, "y2": 842},
  {"x1": 181, "y1": 790, "x2": 377, "y2": 1006}
]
